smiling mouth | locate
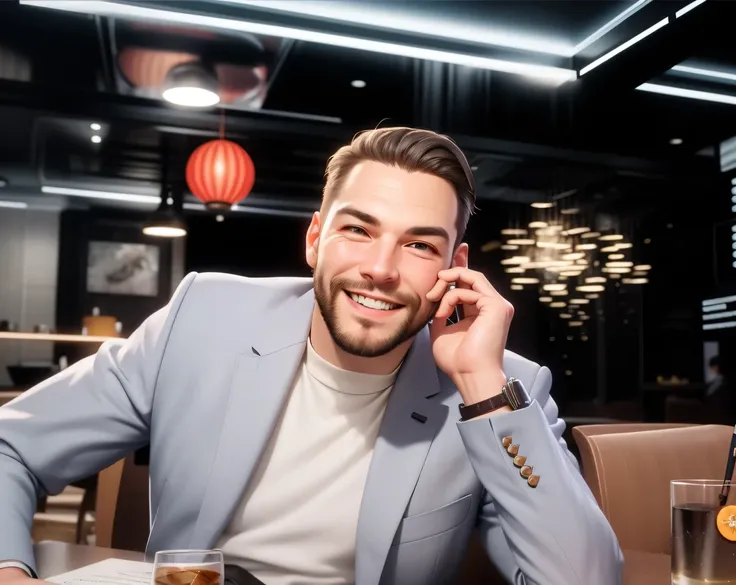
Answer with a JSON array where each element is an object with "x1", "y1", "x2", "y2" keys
[{"x1": 345, "y1": 291, "x2": 402, "y2": 311}]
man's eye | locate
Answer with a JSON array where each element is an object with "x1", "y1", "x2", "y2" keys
[
  {"x1": 345, "y1": 226, "x2": 368, "y2": 236},
  {"x1": 409, "y1": 242, "x2": 435, "y2": 253}
]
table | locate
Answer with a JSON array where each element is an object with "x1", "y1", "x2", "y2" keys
[
  {"x1": 34, "y1": 541, "x2": 670, "y2": 585},
  {"x1": 35, "y1": 541, "x2": 143, "y2": 578},
  {"x1": 622, "y1": 550, "x2": 670, "y2": 585}
]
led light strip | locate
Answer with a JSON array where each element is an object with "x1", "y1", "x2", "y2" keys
[
  {"x1": 43, "y1": 185, "x2": 159, "y2": 204},
  {"x1": 42, "y1": 186, "x2": 313, "y2": 218},
  {"x1": 703, "y1": 310, "x2": 736, "y2": 321},
  {"x1": 579, "y1": 17, "x2": 669, "y2": 76},
  {"x1": 0, "y1": 200, "x2": 28, "y2": 209},
  {"x1": 703, "y1": 295, "x2": 736, "y2": 306},
  {"x1": 703, "y1": 320, "x2": 736, "y2": 331},
  {"x1": 637, "y1": 83, "x2": 736, "y2": 106},
  {"x1": 573, "y1": 0, "x2": 652, "y2": 53},
  {"x1": 676, "y1": 0, "x2": 707, "y2": 18},
  {"x1": 20, "y1": 0, "x2": 577, "y2": 84},
  {"x1": 214, "y1": 0, "x2": 575, "y2": 57},
  {"x1": 671, "y1": 64, "x2": 736, "y2": 83}
]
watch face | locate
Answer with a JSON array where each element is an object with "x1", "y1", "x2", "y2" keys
[{"x1": 506, "y1": 379, "x2": 531, "y2": 410}]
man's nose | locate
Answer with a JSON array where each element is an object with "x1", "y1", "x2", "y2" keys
[{"x1": 359, "y1": 241, "x2": 400, "y2": 283}]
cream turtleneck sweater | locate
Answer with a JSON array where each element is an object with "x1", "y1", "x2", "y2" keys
[{"x1": 217, "y1": 339, "x2": 398, "y2": 585}]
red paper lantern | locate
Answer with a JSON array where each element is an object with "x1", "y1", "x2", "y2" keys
[{"x1": 186, "y1": 139, "x2": 256, "y2": 210}]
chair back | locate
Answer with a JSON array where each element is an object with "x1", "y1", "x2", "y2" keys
[
  {"x1": 95, "y1": 454, "x2": 150, "y2": 552},
  {"x1": 572, "y1": 423, "x2": 733, "y2": 554}
]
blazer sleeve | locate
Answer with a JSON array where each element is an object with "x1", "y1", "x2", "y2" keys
[
  {"x1": 0, "y1": 272, "x2": 198, "y2": 575},
  {"x1": 456, "y1": 366, "x2": 624, "y2": 585}
]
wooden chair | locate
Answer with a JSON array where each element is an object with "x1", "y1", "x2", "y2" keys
[{"x1": 95, "y1": 454, "x2": 150, "y2": 552}]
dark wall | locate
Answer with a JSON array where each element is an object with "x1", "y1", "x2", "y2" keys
[
  {"x1": 56, "y1": 209, "x2": 173, "y2": 338},
  {"x1": 185, "y1": 212, "x2": 312, "y2": 277}
]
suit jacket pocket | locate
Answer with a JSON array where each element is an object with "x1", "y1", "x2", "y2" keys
[{"x1": 393, "y1": 494, "x2": 472, "y2": 545}]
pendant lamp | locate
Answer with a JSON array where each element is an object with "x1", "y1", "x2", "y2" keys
[{"x1": 185, "y1": 139, "x2": 255, "y2": 210}]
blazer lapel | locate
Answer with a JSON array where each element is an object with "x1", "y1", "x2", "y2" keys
[
  {"x1": 190, "y1": 288, "x2": 315, "y2": 548},
  {"x1": 355, "y1": 328, "x2": 449, "y2": 585}
]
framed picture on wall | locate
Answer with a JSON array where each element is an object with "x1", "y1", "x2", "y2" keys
[{"x1": 86, "y1": 241, "x2": 160, "y2": 297}]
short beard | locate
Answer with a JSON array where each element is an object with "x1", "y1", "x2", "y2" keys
[{"x1": 314, "y1": 272, "x2": 436, "y2": 358}]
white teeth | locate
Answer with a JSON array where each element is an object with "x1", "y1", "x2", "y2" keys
[{"x1": 349, "y1": 293, "x2": 398, "y2": 311}]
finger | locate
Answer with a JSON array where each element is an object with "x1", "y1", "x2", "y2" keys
[
  {"x1": 434, "y1": 288, "x2": 483, "y2": 320},
  {"x1": 438, "y1": 267, "x2": 496, "y2": 295},
  {"x1": 426, "y1": 278, "x2": 451, "y2": 302}
]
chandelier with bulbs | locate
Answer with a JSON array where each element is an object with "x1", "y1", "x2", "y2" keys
[{"x1": 500, "y1": 201, "x2": 651, "y2": 331}]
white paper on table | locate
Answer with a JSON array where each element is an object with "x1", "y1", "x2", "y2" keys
[{"x1": 47, "y1": 558, "x2": 154, "y2": 585}]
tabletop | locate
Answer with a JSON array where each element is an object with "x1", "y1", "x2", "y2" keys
[
  {"x1": 34, "y1": 541, "x2": 670, "y2": 584},
  {"x1": 35, "y1": 541, "x2": 144, "y2": 579}
]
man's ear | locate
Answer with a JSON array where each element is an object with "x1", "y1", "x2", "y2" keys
[
  {"x1": 305, "y1": 211, "x2": 321, "y2": 269},
  {"x1": 451, "y1": 242, "x2": 469, "y2": 269}
]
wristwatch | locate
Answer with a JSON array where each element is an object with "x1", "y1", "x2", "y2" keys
[{"x1": 458, "y1": 377, "x2": 531, "y2": 421}]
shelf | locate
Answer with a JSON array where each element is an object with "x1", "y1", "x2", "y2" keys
[{"x1": 0, "y1": 332, "x2": 121, "y2": 343}]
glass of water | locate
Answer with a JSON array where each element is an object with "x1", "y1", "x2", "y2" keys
[{"x1": 671, "y1": 480, "x2": 736, "y2": 584}]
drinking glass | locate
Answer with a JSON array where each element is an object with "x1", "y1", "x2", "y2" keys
[
  {"x1": 671, "y1": 480, "x2": 736, "y2": 584},
  {"x1": 152, "y1": 550, "x2": 224, "y2": 585}
]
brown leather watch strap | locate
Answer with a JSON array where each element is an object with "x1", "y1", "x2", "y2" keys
[{"x1": 458, "y1": 393, "x2": 509, "y2": 421}]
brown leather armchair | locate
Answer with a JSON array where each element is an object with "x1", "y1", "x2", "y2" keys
[{"x1": 573, "y1": 423, "x2": 734, "y2": 585}]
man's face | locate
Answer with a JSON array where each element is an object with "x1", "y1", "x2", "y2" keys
[{"x1": 307, "y1": 160, "x2": 468, "y2": 358}]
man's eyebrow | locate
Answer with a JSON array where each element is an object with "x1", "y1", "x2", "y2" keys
[
  {"x1": 334, "y1": 207, "x2": 379, "y2": 225},
  {"x1": 334, "y1": 206, "x2": 450, "y2": 241},
  {"x1": 406, "y1": 226, "x2": 450, "y2": 241}
]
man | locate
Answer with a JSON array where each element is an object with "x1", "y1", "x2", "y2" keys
[
  {"x1": 704, "y1": 355, "x2": 732, "y2": 422},
  {"x1": 0, "y1": 127, "x2": 623, "y2": 585}
]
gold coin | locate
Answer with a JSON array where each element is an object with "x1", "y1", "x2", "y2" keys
[{"x1": 717, "y1": 505, "x2": 736, "y2": 541}]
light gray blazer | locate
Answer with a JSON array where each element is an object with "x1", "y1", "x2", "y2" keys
[{"x1": 0, "y1": 272, "x2": 623, "y2": 585}]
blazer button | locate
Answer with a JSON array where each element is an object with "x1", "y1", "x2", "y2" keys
[
  {"x1": 502, "y1": 436, "x2": 513, "y2": 448},
  {"x1": 513, "y1": 455, "x2": 526, "y2": 468},
  {"x1": 507, "y1": 444, "x2": 519, "y2": 456},
  {"x1": 520, "y1": 465, "x2": 533, "y2": 479},
  {"x1": 528, "y1": 475, "x2": 540, "y2": 488}
]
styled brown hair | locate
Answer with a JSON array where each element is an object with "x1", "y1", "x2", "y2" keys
[{"x1": 322, "y1": 127, "x2": 476, "y2": 244}]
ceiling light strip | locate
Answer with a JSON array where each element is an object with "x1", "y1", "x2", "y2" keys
[
  {"x1": 0, "y1": 200, "x2": 29, "y2": 209},
  {"x1": 20, "y1": 0, "x2": 577, "y2": 84},
  {"x1": 40, "y1": 186, "x2": 313, "y2": 218},
  {"x1": 214, "y1": 0, "x2": 575, "y2": 57},
  {"x1": 637, "y1": 83, "x2": 736, "y2": 106},
  {"x1": 675, "y1": 0, "x2": 707, "y2": 18},
  {"x1": 704, "y1": 310, "x2": 736, "y2": 321},
  {"x1": 703, "y1": 295, "x2": 736, "y2": 306},
  {"x1": 671, "y1": 64, "x2": 736, "y2": 83},
  {"x1": 573, "y1": 0, "x2": 652, "y2": 54},
  {"x1": 703, "y1": 319, "x2": 736, "y2": 331},
  {"x1": 183, "y1": 202, "x2": 312, "y2": 219},
  {"x1": 42, "y1": 185, "x2": 159, "y2": 204},
  {"x1": 579, "y1": 17, "x2": 669, "y2": 76}
]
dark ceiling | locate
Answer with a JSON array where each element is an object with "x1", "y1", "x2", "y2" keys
[{"x1": 0, "y1": 0, "x2": 734, "y2": 222}]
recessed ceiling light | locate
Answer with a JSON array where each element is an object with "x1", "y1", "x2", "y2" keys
[
  {"x1": 670, "y1": 137, "x2": 683, "y2": 145},
  {"x1": 91, "y1": 135, "x2": 102, "y2": 144},
  {"x1": 163, "y1": 63, "x2": 220, "y2": 108},
  {"x1": 91, "y1": 123, "x2": 101, "y2": 131},
  {"x1": 351, "y1": 79, "x2": 366, "y2": 88}
]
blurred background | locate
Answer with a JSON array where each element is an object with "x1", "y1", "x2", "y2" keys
[{"x1": 1, "y1": 0, "x2": 736, "y2": 542}]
